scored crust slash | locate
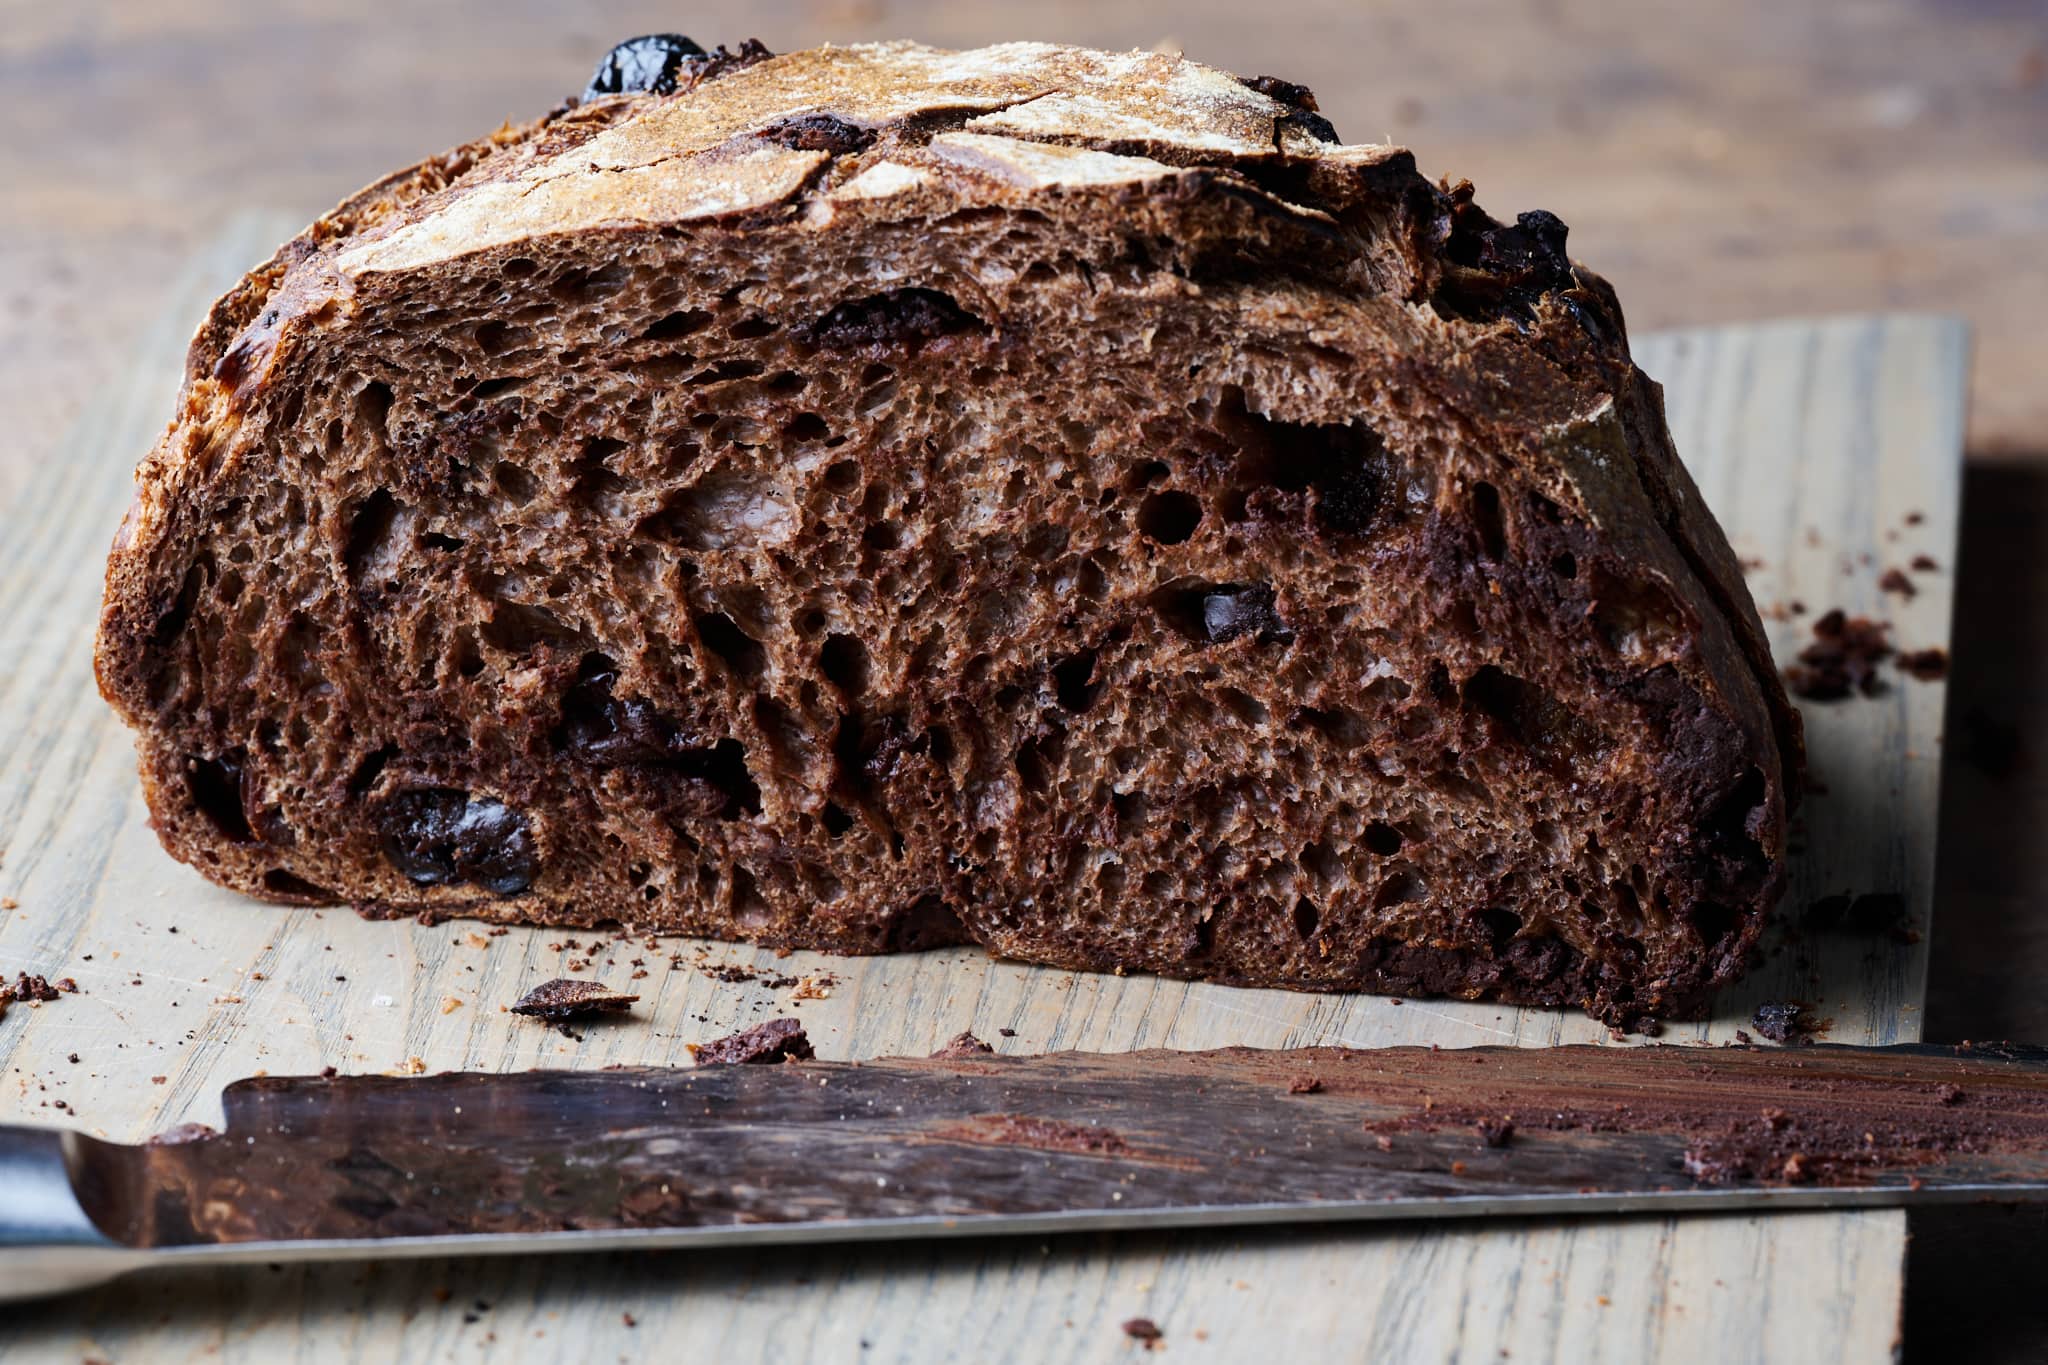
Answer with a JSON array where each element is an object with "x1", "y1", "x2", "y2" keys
[{"x1": 92, "y1": 36, "x2": 1799, "y2": 1025}]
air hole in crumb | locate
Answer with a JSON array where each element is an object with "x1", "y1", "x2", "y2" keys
[
  {"x1": 1703, "y1": 766, "x2": 1769, "y2": 868},
  {"x1": 785, "y1": 412, "x2": 830, "y2": 442},
  {"x1": 1292, "y1": 897, "x2": 1320, "y2": 940},
  {"x1": 695, "y1": 612, "x2": 767, "y2": 682},
  {"x1": 1692, "y1": 900, "x2": 1739, "y2": 948},
  {"x1": 551, "y1": 264, "x2": 630, "y2": 302},
  {"x1": 186, "y1": 753, "x2": 253, "y2": 843},
  {"x1": 642, "y1": 308, "x2": 712, "y2": 341},
  {"x1": 822, "y1": 802, "x2": 854, "y2": 837},
  {"x1": 731, "y1": 866, "x2": 770, "y2": 924},
  {"x1": 863, "y1": 521, "x2": 902, "y2": 552},
  {"x1": 1137, "y1": 489, "x2": 1202, "y2": 544},
  {"x1": 346, "y1": 745, "x2": 398, "y2": 798},
  {"x1": 1051, "y1": 650, "x2": 1101, "y2": 713},
  {"x1": 1295, "y1": 706, "x2": 1370, "y2": 750},
  {"x1": 1015, "y1": 728, "x2": 1065, "y2": 796},
  {"x1": 482, "y1": 600, "x2": 583, "y2": 656},
  {"x1": 823, "y1": 460, "x2": 861, "y2": 493},
  {"x1": 1373, "y1": 870, "x2": 1427, "y2": 909},
  {"x1": 1362, "y1": 821, "x2": 1403, "y2": 856},
  {"x1": 1300, "y1": 839, "x2": 1342, "y2": 887},
  {"x1": 1121, "y1": 459, "x2": 1169, "y2": 493},
  {"x1": 1476, "y1": 907, "x2": 1522, "y2": 950},
  {"x1": 263, "y1": 869, "x2": 332, "y2": 900},
  {"x1": 1551, "y1": 551, "x2": 1577, "y2": 579},
  {"x1": 806, "y1": 287, "x2": 987, "y2": 349},
  {"x1": 1611, "y1": 880, "x2": 1643, "y2": 924},
  {"x1": 567, "y1": 438, "x2": 631, "y2": 509},
  {"x1": 728, "y1": 315, "x2": 778, "y2": 340},
  {"x1": 474, "y1": 320, "x2": 529, "y2": 357},
  {"x1": 344, "y1": 489, "x2": 403, "y2": 582},
  {"x1": 820, "y1": 634, "x2": 869, "y2": 695},
  {"x1": 1217, "y1": 687, "x2": 1268, "y2": 725},
  {"x1": 452, "y1": 628, "x2": 485, "y2": 678},
  {"x1": 354, "y1": 380, "x2": 393, "y2": 434},
  {"x1": 1113, "y1": 789, "x2": 1149, "y2": 833},
  {"x1": 1470, "y1": 481, "x2": 1506, "y2": 559},
  {"x1": 493, "y1": 461, "x2": 538, "y2": 506},
  {"x1": 1464, "y1": 666, "x2": 1600, "y2": 772}
]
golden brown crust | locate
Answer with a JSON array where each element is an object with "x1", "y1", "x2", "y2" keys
[{"x1": 97, "y1": 40, "x2": 1798, "y2": 1023}]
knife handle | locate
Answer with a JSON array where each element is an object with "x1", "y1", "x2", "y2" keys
[{"x1": 0, "y1": 1126, "x2": 140, "y2": 1302}]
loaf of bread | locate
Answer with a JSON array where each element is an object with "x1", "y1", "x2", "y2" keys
[{"x1": 96, "y1": 38, "x2": 1801, "y2": 1025}]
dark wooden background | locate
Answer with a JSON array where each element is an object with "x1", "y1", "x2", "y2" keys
[{"x1": 4, "y1": 1, "x2": 2046, "y2": 1355}]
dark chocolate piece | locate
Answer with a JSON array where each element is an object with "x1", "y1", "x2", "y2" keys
[
  {"x1": 584, "y1": 34, "x2": 708, "y2": 99},
  {"x1": 582, "y1": 36, "x2": 775, "y2": 102},
  {"x1": 1200, "y1": 584, "x2": 1292, "y2": 644},
  {"x1": 378, "y1": 790, "x2": 538, "y2": 895},
  {"x1": 510, "y1": 978, "x2": 639, "y2": 1022},
  {"x1": 1751, "y1": 1000, "x2": 1812, "y2": 1045}
]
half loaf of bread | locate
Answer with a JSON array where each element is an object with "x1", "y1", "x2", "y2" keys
[{"x1": 96, "y1": 38, "x2": 1802, "y2": 1024}]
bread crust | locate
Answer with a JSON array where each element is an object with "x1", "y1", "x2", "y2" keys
[{"x1": 97, "y1": 40, "x2": 1800, "y2": 1023}]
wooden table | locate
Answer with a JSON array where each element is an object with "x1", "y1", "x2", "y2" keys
[{"x1": 3, "y1": 2, "x2": 2044, "y2": 1358}]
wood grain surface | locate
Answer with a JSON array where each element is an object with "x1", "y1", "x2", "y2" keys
[{"x1": 0, "y1": 207, "x2": 1965, "y2": 1361}]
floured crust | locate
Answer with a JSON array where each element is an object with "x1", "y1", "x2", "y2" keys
[{"x1": 97, "y1": 40, "x2": 1801, "y2": 1023}]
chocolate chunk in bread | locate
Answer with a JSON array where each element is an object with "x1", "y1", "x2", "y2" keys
[{"x1": 95, "y1": 40, "x2": 1800, "y2": 1025}]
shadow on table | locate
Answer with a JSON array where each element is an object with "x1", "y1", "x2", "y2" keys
[{"x1": 1906, "y1": 458, "x2": 2048, "y2": 1361}]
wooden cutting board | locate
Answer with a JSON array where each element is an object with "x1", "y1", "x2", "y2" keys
[{"x1": 0, "y1": 215, "x2": 1965, "y2": 1364}]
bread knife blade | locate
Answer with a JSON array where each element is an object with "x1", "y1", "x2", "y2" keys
[{"x1": 6, "y1": 1040, "x2": 2047, "y2": 1303}]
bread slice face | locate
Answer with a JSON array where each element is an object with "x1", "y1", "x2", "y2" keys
[{"x1": 96, "y1": 41, "x2": 1801, "y2": 1024}]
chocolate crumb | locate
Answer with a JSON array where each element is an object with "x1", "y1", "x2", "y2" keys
[
  {"x1": 1937, "y1": 1084, "x2": 1965, "y2": 1106},
  {"x1": 1122, "y1": 1317, "x2": 1164, "y2": 1348},
  {"x1": 1910, "y1": 554, "x2": 1939, "y2": 572},
  {"x1": 932, "y1": 1031, "x2": 995, "y2": 1058},
  {"x1": 1878, "y1": 568, "x2": 1917, "y2": 598},
  {"x1": 1287, "y1": 1074, "x2": 1323, "y2": 1094},
  {"x1": 1783, "y1": 610, "x2": 1893, "y2": 700},
  {"x1": 999, "y1": 1028, "x2": 1016, "y2": 1037},
  {"x1": 689, "y1": 1016, "x2": 813, "y2": 1065},
  {"x1": 1752, "y1": 1000, "x2": 1814, "y2": 1045},
  {"x1": 12, "y1": 973, "x2": 62, "y2": 1002},
  {"x1": 1477, "y1": 1116, "x2": 1516, "y2": 1148},
  {"x1": 1896, "y1": 648, "x2": 1949, "y2": 681},
  {"x1": 510, "y1": 978, "x2": 639, "y2": 1024}
]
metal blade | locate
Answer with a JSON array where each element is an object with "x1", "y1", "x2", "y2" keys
[{"x1": 8, "y1": 1040, "x2": 2048, "y2": 1302}]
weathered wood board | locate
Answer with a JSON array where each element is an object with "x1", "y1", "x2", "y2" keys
[{"x1": 0, "y1": 215, "x2": 1965, "y2": 1363}]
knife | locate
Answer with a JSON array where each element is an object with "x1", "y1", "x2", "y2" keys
[{"x1": 7, "y1": 1039, "x2": 2048, "y2": 1303}]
